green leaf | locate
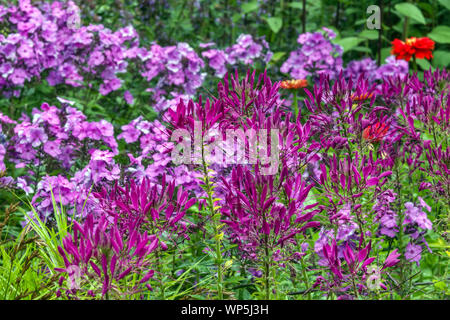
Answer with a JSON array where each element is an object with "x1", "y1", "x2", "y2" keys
[
  {"x1": 394, "y1": 3, "x2": 426, "y2": 24},
  {"x1": 434, "y1": 281, "x2": 447, "y2": 291},
  {"x1": 392, "y1": 22, "x2": 404, "y2": 34},
  {"x1": 270, "y1": 51, "x2": 286, "y2": 63},
  {"x1": 428, "y1": 26, "x2": 450, "y2": 44},
  {"x1": 437, "y1": 0, "x2": 450, "y2": 10},
  {"x1": 180, "y1": 20, "x2": 193, "y2": 32},
  {"x1": 266, "y1": 17, "x2": 283, "y2": 33},
  {"x1": 380, "y1": 47, "x2": 392, "y2": 62},
  {"x1": 231, "y1": 12, "x2": 241, "y2": 23},
  {"x1": 433, "y1": 50, "x2": 450, "y2": 67},
  {"x1": 37, "y1": 81, "x2": 54, "y2": 94},
  {"x1": 354, "y1": 18, "x2": 367, "y2": 26},
  {"x1": 418, "y1": 2, "x2": 434, "y2": 16},
  {"x1": 358, "y1": 30, "x2": 379, "y2": 40},
  {"x1": 344, "y1": 8, "x2": 360, "y2": 15},
  {"x1": 352, "y1": 46, "x2": 373, "y2": 54},
  {"x1": 242, "y1": 1, "x2": 259, "y2": 14},
  {"x1": 416, "y1": 58, "x2": 433, "y2": 71},
  {"x1": 333, "y1": 37, "x2": 363, "y2": 52},
  {"x1": 289, "y1": 2, "x2": 303, "y2": 9}
]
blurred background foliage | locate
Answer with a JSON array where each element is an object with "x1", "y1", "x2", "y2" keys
[{"x1": 72, "y1": 0, "x2": 450, "y2": 68}]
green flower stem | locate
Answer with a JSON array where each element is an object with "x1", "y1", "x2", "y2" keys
[
  {"x1": 394, "y1": 159, "x2": 406, "y2": 297},
  {"x1": 293, "y1": 90, "x2": 298, "y2": 121},
  {"x1": 155, "y1": 250, "x2": 165, "y2": 299},
  {"x1": 263, "y1": 235, "x2": 271, "y2": 300},
  {"x1": 402, "y1": 17, "x2": 409, "y2": 40},
  {"x1": 150, "y1": 223, "x2": 165, "y2": 299},
  {"x1": 201, "y1": 142, "x2": 224, "y2": 300},
  {"x1": 352, "y1": 276, "x2": 360, "y2": 299},
  {"x1": 300, "y1": 256, "x2": 311, "y2": 300},
  {"x1": 412, "y1": 56, "x2": 418, "y2": 73}
]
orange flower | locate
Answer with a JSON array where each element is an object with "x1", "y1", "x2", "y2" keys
[
  {"x1": 351, "y1": 92, "x2": 374, "y2": 102},
  {"x1": 391, "y1": 37, "x2": 435, "y2": 62},
  {"x1": 362, "y1": 122, "x2": 389, "y2": 142},
  {"x1": 280, "y1": 79, "x2": 308, "y2": 89}
]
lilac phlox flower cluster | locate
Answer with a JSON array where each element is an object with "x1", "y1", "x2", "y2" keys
[
  {"x1": 136, "y1": 42, "x2": 205, "y2": 110},
  {"x1": 373, "y1": 189, "x2": 398, "y2": 237},
  {"x1": 403, "y1": 199, "x2": 432, "y2": 231},
  {"x1": 281, "y1": 27, "x2": 343, "y2": 80},
  {"x1": 201, "y1": 47, "x2": 228, "y2": 78},
  {"x1": 28, "y1": 151, "x2": 121, "y2": 222},
  {"x1": 400, "y1": 198, "x2": 433, "y2": 265},
  {"x1": 152, "y1": 92, "x2": 191, "y2": 114},
  {"x1": 0, "y1": 0, "x2": 139, "y2": 96},
  {"x1": 344, "y1": 58, "x2": 378, "y2": 83},
  {"x1": 0, "y1": 112, "x2": 17, "y2": 171},
  {"x1": 201, "y1": 34, "x2": 272, "y2": 78},
  {"x1": 405, "y1": 242, "x2": 422, "y2": 266},
  {"x1": 0, "y1": 101, "x2": 122, "y2": 219},
  {"x1": 6, "y1": 102, "x2": 118, "y2": 171},
  {"x1": 0, "y1": 144, "x2": 6, "y2": 172},
  {"x1": 83, "y1": 149, "x2": 120, "y2": 185},
  {"x1": 344, "y1": 56, "x2": 409, "y2": 83},
  {"x1": 118, "y1": 116, "x2": 201, "y2": 189},
  {"x1": 226, "y1": 34, "x2": 272, "y2": 65},
  {"x1": 27, "y1": 149, "x2": 121, "y2": 222},
  {"x1": 376, "y1": 56, "x2": 409, "y2": 80},
  {"x1": 371, "y1": 197, "x2": 432, "y2": 266},
  {"x1": 31, "y1": 174, "x2": 77, "y2": 219}
]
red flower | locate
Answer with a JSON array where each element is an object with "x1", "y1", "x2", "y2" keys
[
  {"x1": 391, "y1": 37, "x2": 435, "y2": 62},
  {"x1": 391, "y1": 39, "x2": 415, "y2": 61},
  {"x1": 411, "y1": 37, "x2": 435, "y2": 60},
  {"x1": 362, "y1": 122, "x2": 389, "y2": 142}
]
